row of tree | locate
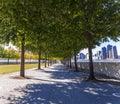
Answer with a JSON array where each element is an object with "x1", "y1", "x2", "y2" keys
[
  {"x1": 0, "y1": 45, "x2": 38, "y2": 60},
  {"x1": 0, "y1": 0, "x2": 119, "y2": 80}
]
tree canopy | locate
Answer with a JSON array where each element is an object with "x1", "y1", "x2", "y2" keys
[{"x1": 0, "y1": 0, "x2": 119, "y2": 79}]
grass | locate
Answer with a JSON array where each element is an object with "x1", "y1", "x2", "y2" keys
[{"x1": 0, "y1": 63, "x2": 42, "y2": 75}]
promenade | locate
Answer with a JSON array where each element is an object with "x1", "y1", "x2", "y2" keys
[{"x1": 0, "y1": 64, "x2": 120, "y2": 104}]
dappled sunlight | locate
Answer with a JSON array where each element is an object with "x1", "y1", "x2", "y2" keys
[
  {"x1": 6, "y1": 81, "x2": 120, "y2": 104},
  {"x1": 84, "y1": 89, "x2": 99, "y2": 95},
  {"x1": 0, "y1": 64, "x2": 120, "y2": 104},
  {"x1": 83, "y1": 87, "x2": 108, "y2": 95}
]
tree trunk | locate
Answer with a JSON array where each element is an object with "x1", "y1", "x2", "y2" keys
[
  {"x1": 44, "y1": 52, "x2": 47, "y2": 67},
  {"x1": 20, "y1": 36, "x2": 25, "y2": 77},
  {"x1": 38, "y1": 47, "x2": 41, "y2": 69},
  {"x1": 7, "y1": 58, "x2": 9, "y2": 64},
  {"x1": 74, "y1": 47, "x2": 78, "y2": 72},
  {"x1": 69, "y1": 51, "x2": 72, "y2": 68},
  {"x1": 50, "y1": 60, "x2": 53, "y2": 66},
  {"x1": 50, "y1": 60, "x2": 52, "y2": 66},
  {"x1": 87, "y1": 36, "x2": 96, "y2": 80},
  {"x1": 48, "y1": 56, "x2": 49, "y2": 67},
  {"x1": 70, "y1": 58, "x2": 72, "y2": 68}
]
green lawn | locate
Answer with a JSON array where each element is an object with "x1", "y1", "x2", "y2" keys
[{"x1": 0, "y1": 63, "x2": 41, "y2": 75}]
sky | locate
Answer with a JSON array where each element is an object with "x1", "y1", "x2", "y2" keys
[
  {"x1": 80, "y1": 39, "x2": 120, "y2": 55},
  {"x1": 4, "y1": 38, "x2": 120, "y2": 56},
  {"x1": 4, "y1": 43, "x2": 17, "y2": 50}
]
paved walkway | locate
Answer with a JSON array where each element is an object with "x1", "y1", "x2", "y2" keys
[{"x1": 0, "y1": 64, "x2": 120, "y2": 104}]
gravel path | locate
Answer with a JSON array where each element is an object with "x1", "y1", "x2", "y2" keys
[{"x1": 0, "y1": 64, "x2": 120, "y2": 104}]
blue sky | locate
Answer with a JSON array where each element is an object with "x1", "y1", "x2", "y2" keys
[{"x1": 81, "y1": 39, "x2": 120, "y2": 55}]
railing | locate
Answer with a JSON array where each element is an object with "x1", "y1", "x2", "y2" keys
[
  {"x1": 70, "y1": 59, "x2": 120, "y2": 79},
  {"x1": 0, "y1": 59, "x2": 39, "y2": 65}
]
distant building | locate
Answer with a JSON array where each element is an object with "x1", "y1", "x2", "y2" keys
[
  {"x1": 95, "y1": 44, "x2": 119, "y2": 60},
  {"x1": 86, "y1": 53, "x2": 89, "y2": 59},
  {"x1": 113, "y1": 46, "x2": 118, "y2": 59},
  {"x1": 107, "y1": 44, "x2": 113, "y2": 59},
  {"x1": 102, "y1": 47, "x2": 107, "y2": 59},
  {"x1": 118, "y1": 55, "x2": 120, "y2": 59},
  {"x1": 80, "y1": 53, "x2": 85, "y2": 59},
  {"x1": 95, "y1": 51, "x2": 102, "y2": 59}
]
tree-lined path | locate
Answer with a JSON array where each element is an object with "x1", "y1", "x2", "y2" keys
[
  {"x1": 0, "y1": 64, "x2": 120, "y2": 104},
  {"x1": 0, "y1": 0, "x2": 120, "y2": 80}
]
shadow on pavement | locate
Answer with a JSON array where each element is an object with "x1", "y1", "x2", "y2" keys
[
  {"x1": 8, "y1": 82, "x2": 120, "y2": 104},
  {"x1": 7, "y1": 64, "x2": 120, "y2": 104}
]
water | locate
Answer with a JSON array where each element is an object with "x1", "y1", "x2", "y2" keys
[
  {"x1": 0, "y1": 59, "x2": 38, "y2": 63},
  {"x1": 71, "y1": 59, "x2": 120, "y2": 63}
]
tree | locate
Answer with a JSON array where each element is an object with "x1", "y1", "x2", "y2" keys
[
  {"x1": 0, "y1": 45, "x2": 7, "y2": 58},
  {"x1": 6, "y1": 46, "x2": 16, "y2": 64},
  {"x1": 48, "y1": 0, "x2": 120, "y2": 80},
  {"x1": 0, "y1": 0, "x2": 119, "y2": 80},
  {"x1": 78, "y1": 0, "x2": 119, "y2": 80},
  {"x1": 0, "y1": 0, "x2": 35, "y2": 77}
]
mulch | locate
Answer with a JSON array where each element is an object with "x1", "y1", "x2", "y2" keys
[{"x1": 10, "y1": 76, "x2": 33, "y2": 79}]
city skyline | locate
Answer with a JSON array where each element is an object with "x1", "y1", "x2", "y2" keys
[
  {"x1": 79, "y1": 44, "x2": 119, "y2": 60},
  {"x1": 100, "y1": 45, "x2": 118, "y2": 59},
  {"x1": 81, "y1": 39, "x2": 120, "y2": 55}
]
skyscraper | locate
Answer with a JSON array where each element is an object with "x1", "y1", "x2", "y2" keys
[
  {"x1": 80, "y1": 53, "x2": 85, "y2": 59},
  {"x1": 96, "y1": 45, "x2": 118, "y2": 60},
  {"x1": 107, "y1": 44, "x2": 113, "y2": 59},
  {"x1": 102, "y1": 47, "x2": 107, "y2": 59},
  {"x1": 113, "y1": 46, "x2": 118, "y2": 59}
]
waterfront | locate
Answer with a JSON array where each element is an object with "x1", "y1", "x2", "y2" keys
[
  {"x1": 71, "y1": 59, "x2": 120, "y2": 63},
  {"x1": 0, "y1": 59, "x2": 38, "y2": 64}
]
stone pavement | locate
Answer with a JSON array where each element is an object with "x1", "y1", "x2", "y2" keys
[{"x1": 0, "y1": 64, "x2": 120, "y2": 104}]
